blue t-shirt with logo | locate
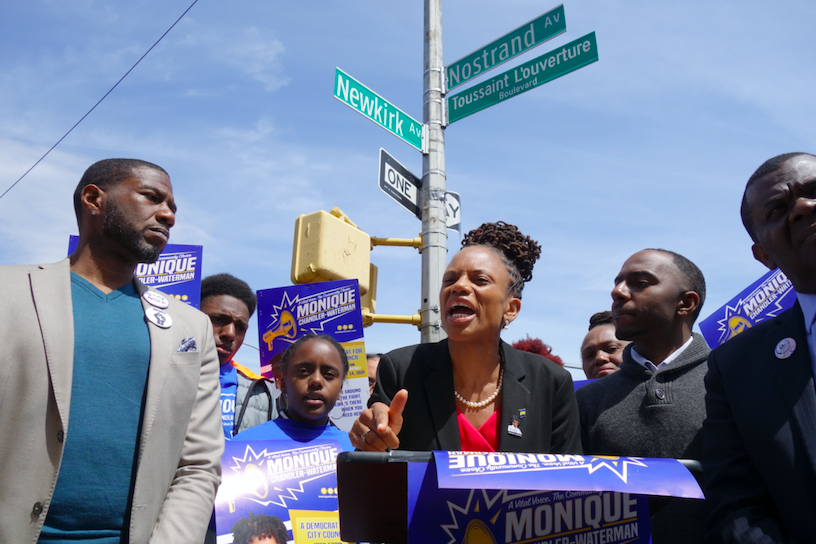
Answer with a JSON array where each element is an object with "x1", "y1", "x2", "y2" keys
[
  {"x1": 234, "y1": 417, "x2": 353, "y2": 452},
  {"x1": 219, "y1": 362, "x2": 238, "y2": 439}
]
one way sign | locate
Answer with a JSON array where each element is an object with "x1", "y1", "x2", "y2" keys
[
  {"x1": 377, "y1": 148, "x2": 462, "y2": 231},
  {"x1": 378, "y1": 148, "x2": 421, "y2": 219}
]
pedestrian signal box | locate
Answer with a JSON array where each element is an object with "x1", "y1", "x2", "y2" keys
[{"x1": 291, "y1": 208, "x2": 371, "y2": 295}]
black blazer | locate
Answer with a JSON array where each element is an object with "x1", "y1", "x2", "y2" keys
[
  {"x1": 703, "y1": 302, "x2": 816, "y2": 543},
  {"x1": 370, "y1": 339, "x2": 582, "y2": 454}
]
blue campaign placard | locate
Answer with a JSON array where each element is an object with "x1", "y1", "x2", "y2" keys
[
  {"x1": 434, "y1": 451, "x2": 703, "y2": 499},
  {"x1": 699, "y1": 268, "x2": 796, "y2": 348},
  {"x1": 408, "y1": 462, "x2": 651, "y2": 544},
  {"x1": 255, "y1": 279, "x2": 369, "y2": 431},
  {"x1": 68, "y1": 236, "x2": 203, "y2": 308},
  {"x1": 214, "y1": 439, "x2": 344, "y2": 543},
  {"x1": 256, "y1": 279, "x2": 365, "y2": 376}
]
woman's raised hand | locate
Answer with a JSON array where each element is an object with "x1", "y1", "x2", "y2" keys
[{"x1": 349, "y1": 389, "x2": 408, "y2": 451}]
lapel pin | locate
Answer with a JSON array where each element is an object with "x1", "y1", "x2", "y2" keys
[
  {"x1": 774, "y1": 338, "x2": 796, "y2": 359},
  {"x1": 146, "y1": 306, "x2": 173, "y2": 329},
  {"x1": 142, "y1": 291, "x2": 170, "y2": 309},
  {"x1": 519, "y1": 408, "x2": 526, "y2": 419},
  {"x1": 507, "y1": 415, "x2": 522, "y2": 438}
]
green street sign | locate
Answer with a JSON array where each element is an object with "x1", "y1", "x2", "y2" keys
[
  {"x1": 334, "y1": 67, "x2": 423, "y2": 151},
  {"x1": 446, "y1": 4, "x2": 566, "y2": 91},
  {"x1": 447, "y1": 32, "x2": 598, "y2": 125}
]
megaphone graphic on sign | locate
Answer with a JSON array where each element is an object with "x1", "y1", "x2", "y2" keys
[
  {"x1": 262, "y1": 310, "x2": 297, "y2": 350},
  {"x1": 461, "y1": 519, "x2": 497, "y2": 544},
  {"x1": 228, "y1": 463, "x2": 268, "y2": 513},
  {"x1": 725, "y1": 315, "x2": 752, "y2": 341}
]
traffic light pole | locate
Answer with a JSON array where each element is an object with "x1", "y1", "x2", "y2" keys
[{"x1": 420, "y1": 0, "x2": 447, "y2": 343}]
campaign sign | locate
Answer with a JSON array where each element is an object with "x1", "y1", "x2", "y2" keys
[
  {"x1": 256, "y1": 279, "x2": 369, "y2": 431},
  {"x1": 68, "y1": 236, "x2": 203, "y2": 308},
  {"x1": 408, "y1": 462, "x2": 650, "y2": 544},
  {"x1": 435, "y1": 452, "x2": 703, "y2": 499},
  {"x1": 699, "y1": 268, "x2": 796, "y2": 348},
  {"x1": 215, "y1": 440, "x2": 345, "y2": 544}
]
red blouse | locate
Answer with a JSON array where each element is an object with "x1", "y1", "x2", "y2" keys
[{"x1": 457, "y1": 407, "x2": 501, "y2": 452}]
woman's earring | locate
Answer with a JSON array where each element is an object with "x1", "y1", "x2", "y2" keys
[
  {"x1": 329, "y1": 397, "x2": 346, "y2": 421},
  {"x1": 503, "y1": 320, "x2": 509, "y2": 330}
]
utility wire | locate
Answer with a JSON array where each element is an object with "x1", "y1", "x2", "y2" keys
[{"x1": 0, "y1": 0, "x2": 201, "y2": 201}]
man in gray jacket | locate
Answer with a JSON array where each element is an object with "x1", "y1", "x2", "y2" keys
[
  {"x1": 201, "y1": 273, "x2": 277, "y2": 439},
  {"x1": 576, "y1": 248, "x2": 709, "y2": 544}
]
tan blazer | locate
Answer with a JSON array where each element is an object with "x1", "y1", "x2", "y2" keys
[{"x1": 0, "y1": 259, "x2": 224, "y2": 544}]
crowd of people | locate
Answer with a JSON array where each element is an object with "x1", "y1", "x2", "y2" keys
[{"x1": 2, "y1": 152, "x2": 815, "y2": 543}]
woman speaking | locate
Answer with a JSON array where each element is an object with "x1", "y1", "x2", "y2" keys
[{"x1": 350, "y1": 222, "x2": 581, "y2": 453}]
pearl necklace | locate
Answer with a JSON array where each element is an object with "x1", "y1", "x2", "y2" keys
[{"x1": 454, "y1": 350, "x2": 504, "y2": 409}]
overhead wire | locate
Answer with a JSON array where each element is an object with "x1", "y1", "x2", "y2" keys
[{"x1": 0, "y1": 0, "x2": 201, "y2": 201}]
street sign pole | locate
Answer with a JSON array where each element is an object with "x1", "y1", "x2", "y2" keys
[{"x1": 421, "y1": 0, "x2": 447, "y2": 343}]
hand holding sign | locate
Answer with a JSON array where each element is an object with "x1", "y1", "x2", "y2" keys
[{"x1": 349, "y1": 389, "x2": 408, "y2": 451}]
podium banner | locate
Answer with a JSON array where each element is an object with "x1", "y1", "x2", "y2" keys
[
  {"x1": 434, "y1": 451, "x2": 703, "y2": 499},
  {"x1": 408, "y1": 462, "x2": 650, "y2": 544}
]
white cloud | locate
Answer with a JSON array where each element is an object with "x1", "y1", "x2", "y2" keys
[
  {"x1": 179, "y1": 25, "x2": 290, "y2": 92},
  {"x1": 220, "y1": 27, "x2": 289, "y2": 91}
]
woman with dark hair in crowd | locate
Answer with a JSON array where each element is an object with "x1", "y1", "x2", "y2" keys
[
  {"x1": 234, "y1": 334, "x2": 352, "y2": 451},
  {"x1": 350, "y1": 222, "x2": 581, "y2": 453}
]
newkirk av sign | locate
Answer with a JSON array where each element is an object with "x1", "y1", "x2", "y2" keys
[{"x1": 334, "y1": 68, "x2": 423, "y2": 151}]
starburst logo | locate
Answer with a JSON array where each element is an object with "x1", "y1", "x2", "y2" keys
[
  {"x1": 584, "y1": 456, "x2": 648, "y2": 484},
  {"x1": 440, "y1": 489, "x2": 526, "y2": 544},
  {"x1": 712, "y1": 269, "x2": 793, "y2": 344},
  {"x1": 267, "y1": 292, "x2": 300, "y2": 331}
]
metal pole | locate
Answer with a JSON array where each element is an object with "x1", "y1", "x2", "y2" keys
[{"x1": 420, "y1": 0, "x2": 447, "y2": 343}]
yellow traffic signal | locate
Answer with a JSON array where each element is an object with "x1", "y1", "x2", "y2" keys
[
  {"x1": 360, "y1": 263, "x2": 378, "y2": 324},
  {"x1": 291, "y1": 207, "x2": 371, "y2": 295},
  {"x1": 292, "y1": 208, "x2": 421, "y2": 329}
]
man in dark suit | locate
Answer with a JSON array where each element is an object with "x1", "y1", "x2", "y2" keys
[{"x1": 703, "y1": 152, "x2": 816, "y2": 543}]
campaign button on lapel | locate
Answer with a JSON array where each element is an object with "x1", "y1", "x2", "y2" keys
[
  {"x1": 146, "y1": 307, "x2": 172, "y2": 329},
  {"x1": 774, "y1": 338, "x2": 796, "y2": 359},
  {"x1": 142, "y1": 291, "x2": 170, "y2": 309}
]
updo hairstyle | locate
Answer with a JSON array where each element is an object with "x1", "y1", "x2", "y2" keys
[{"x1": 461, "y1": 221, "x2": 541, "y2": 298}]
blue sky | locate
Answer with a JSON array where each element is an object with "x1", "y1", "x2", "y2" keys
[{"x1": 2, "y1": 1, "x2": 814, "y2": 379}]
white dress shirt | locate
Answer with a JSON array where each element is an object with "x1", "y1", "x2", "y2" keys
[{"x1": 631, "y1": 335, "x2": 694, "y2": 372}]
